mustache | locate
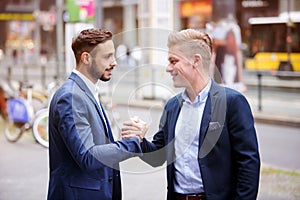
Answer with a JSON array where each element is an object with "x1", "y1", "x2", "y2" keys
[{"x1": 106, "y1": 66, "x2": 114, "y2": 71}]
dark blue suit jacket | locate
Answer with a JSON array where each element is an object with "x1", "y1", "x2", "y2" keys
[
  {"x1": 47, "y1": 73, "x2": 142, "y2": 200},
  {"x1": 141, "y1": 81, "x2": 260, "y2": 200}
]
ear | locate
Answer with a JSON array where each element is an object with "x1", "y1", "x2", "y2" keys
[
  {"x1": 81, "y1": 52, "x2": 90, "y2": 65},
  {"x1": 193, "y1": 54, "x2": 202, "y2": 67}
]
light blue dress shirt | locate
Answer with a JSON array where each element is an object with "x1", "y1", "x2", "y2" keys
[{"x1": 173, "y1": 80, "x2": 211, "y2": 194}]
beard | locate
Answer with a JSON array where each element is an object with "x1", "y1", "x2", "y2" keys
[
  {"x1": 90, "y1": 59, "x2": 111, "y2": 82},
  {"x1": 100, "y1": 74, "x2": 110, "y2": 82}
]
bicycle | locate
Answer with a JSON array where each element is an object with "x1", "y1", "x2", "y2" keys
[{"x1": 1, "y1": 80, "x2": 48, "y2": 147}]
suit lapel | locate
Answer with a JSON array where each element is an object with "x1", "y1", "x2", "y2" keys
[
  {"x1": 199, "y1": 94, "x2": 212, "y2": 145},
  {"x1": 200, "y1": 81, "x2": 223, "y2": 144},
  {"x1": 98, "y1": 102, "x2": 115, "y2": 142},
  {"x1": 69, "y1": 72, "x2": 96, "y2": 103},
  {"x1": 169, "y1": 94, "x2": 183, "y2": 141},
  {"x1": 166, "y1": 94, "x2": 183, "y2": 164},
  {"x1": 69, "y1": 73, "x2": 113, "y2": 142},
  {"x1": 199, "y1": 81, "x2": 227, "y2": 158}
]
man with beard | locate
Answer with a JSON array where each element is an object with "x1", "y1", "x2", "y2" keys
[{"x1": 47, "y1": 28, "x2": 143, "y2": 200}]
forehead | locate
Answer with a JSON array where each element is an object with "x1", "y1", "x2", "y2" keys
[
  {"x1": 168, "y1": 47, "x2": 186, "y2": 60},
  {"x1": 90, "y1": 40, "x2": 115, "y2": 55}
]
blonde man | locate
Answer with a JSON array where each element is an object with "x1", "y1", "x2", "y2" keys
[{"x1": 123, "y1": 29, "x2": 260, "y2": 200}]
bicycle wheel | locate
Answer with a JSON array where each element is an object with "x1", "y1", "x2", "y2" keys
[
  {"x1": 32, "y1": 109, "x2": 49, "y2": 148},
  {"x1": 4, "y1": 119, "x2": 25, "y2": 142}
]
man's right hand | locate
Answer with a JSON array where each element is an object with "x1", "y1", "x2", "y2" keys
[{"x1": 121, "y1": 117, "x2": 148, "y2": 143}]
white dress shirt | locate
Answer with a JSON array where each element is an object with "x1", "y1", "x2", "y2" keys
[{"x1": 173, "y1": 80, "x2": 211, "y2": 194}]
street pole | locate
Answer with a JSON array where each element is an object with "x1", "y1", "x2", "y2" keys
[
  {"x1": 34, "y1": 0, "x2": 41, "y2": 69},
  {"x1": 56, "y1": 0, "x2": 64, "y2": 79},
  {"x1": 95, "y1": 0, "x2": 103, "y2": 28},
  {"x1": 286, "y1": 0, "x2": 293, "y2": 71}
]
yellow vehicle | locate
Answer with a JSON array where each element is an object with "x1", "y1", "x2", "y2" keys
[
  {"x1": 245, "y1": 52, "x2": 300, "y2": 71},
  {"x1": 245, "y1": 12, "x2": 300, "y2": 72}
]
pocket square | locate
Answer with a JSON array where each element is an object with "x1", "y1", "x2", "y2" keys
[{"x1": 208, "y1": 121, "x2": 222, "y2": 131}]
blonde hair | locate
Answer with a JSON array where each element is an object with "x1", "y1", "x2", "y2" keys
[{"x1": 167, "y1": 29, "x2": 212, "y2": 69}]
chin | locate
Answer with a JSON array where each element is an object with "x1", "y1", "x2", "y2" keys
[
  {"x1": 172, "y1": 80, "x2": 181, "y2": 88},
  {"x1": 173, "y1": 83, "x2": 181, "y2": 88}
]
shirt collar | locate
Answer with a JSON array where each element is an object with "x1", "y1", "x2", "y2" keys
[
  {"x1": 182, "y1": 79, "x2": 211, "y2": 105},
  {"x1": 73, "y1": 69, "x2": 99, "y2": 96}
]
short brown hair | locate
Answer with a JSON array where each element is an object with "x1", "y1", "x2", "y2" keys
[{"x1": 71, "y1": 28, "x2": 113, "y2": 64}]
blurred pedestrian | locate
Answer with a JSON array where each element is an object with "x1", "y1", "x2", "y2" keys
[
  {"x1": 207, "y1": 16, "x2": 246, "y2": 92},
  {"x1": 47, "y1": 28, "x2": 142, "y2": 200},
  {"x1": 222, "y1": 29, "x2": 239, "y2": 86},
  {"x1": 12, "y1": 49, "x2": 18, "y2": 65},
  {"x1": 122, "y1": 29, "x2": 260, "y2": 200},
  {"x1": 0, "y1": 84, "x2": 7, "y2": 119}
]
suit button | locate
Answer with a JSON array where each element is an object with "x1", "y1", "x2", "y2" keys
[{"x1": 108, "y1": 177, "x2": 113, "y2": 182}]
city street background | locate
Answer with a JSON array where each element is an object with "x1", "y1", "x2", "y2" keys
[{"x1": 1, "y1": 0, "x2": 300, "y2": 199}]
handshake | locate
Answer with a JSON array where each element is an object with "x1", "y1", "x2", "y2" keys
[{"x1": 121, "y1": 117, "x2": 148, "y2": 143}]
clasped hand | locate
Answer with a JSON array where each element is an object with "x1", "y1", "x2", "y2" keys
[{"x1": 121, "y1": 117, "x2": 148, "y2": 143}]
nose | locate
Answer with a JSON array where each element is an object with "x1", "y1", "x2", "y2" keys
[
  {"x1": 111, "y1": 57, "x2": 117, "y2": 67},
  {"x1": 166, "y1": 64, "x2": 173, "y2": 73}
]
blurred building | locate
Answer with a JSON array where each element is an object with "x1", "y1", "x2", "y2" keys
[
  {"x1": 0, "y1": 0, "x2": 56, "y2": 64},
  {"x1": 0, "y1": 0, "x2": 299, "y2": 68}
]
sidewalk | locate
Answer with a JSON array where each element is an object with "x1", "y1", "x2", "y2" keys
[{"x1": 242, "y1": 72, "x2": 300, "y2": 128}]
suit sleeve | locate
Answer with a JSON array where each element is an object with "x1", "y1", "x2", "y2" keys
[
  {"x1": 55, "y1": 92, "x2": 142, "y2": 172},
  {"x1": 140, "y1": 107, "x2": 168, "y2": 167},
  {"x1": 227, "y1": 92, "x2": 260, "y2": 199}
]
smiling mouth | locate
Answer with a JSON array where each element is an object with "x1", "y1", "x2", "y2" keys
[{"x1": 106, "y1": 67, "x2": 114, "y2": 72}]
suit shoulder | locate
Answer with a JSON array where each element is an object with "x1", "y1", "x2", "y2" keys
[
  {"x1": 54, "y1": 80, "x2": 73, "y2": 98},
  {"x1": 164, "y1": 93, "x2": 181, "y2": 111},
  {"x1": 224, "y1": 87, "x2": 247, "y2": 100},
  {"x1": 51, "y1": 79, "x2": 84, "y2": 105},
  {"x1": 224, "y1": 87, "x2": 251, "y2": 109}
]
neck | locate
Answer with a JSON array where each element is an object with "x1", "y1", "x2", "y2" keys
[
  {"x1": 186, "y1": 77, "x2": 209, "y2": 102},
  {"x1": 76, "y1": 65, "x2": 97, "y2": 84}
]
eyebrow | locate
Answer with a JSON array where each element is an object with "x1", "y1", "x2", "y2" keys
[{"x1": 168, "y1": 56, "x2": 179, "y2": 61}]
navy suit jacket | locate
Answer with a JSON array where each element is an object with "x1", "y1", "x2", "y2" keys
[
  {"x1": 47, "y1": 73, "x2": 142, "y2": 200},
  {"x1": 141, "y1": 81, "x2": 260, "y2": 200}
]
